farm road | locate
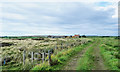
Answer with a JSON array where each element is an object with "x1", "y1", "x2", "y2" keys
[
  {"x1": 93, "y1": 40, "x2": 107, "y2": 70},
  {"x1": 62, "y1": 41, "x2": 97, "y2": 70}
]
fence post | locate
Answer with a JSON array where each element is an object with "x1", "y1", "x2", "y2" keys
[
  {"x1": 4, "y1": 59, "x2": 6, "y2": 65},
  {"x1": 48, "y1": 50, "x2": 51, "y2": 66},
  {"x1": 44, "y1": 50, "x2": 46, "y2": 61},
  {"x1": 3, "y1": 57, "x2": 6, "y2": 65},
  {"x1": 61, "y1": 43, "x2": 63, "y2": 49},
  {"x1": 31, "y1": 52, "x2": 34, "y2": 62},
  {"x1": 42, "y1": 52, "x2": 45, "y2": 63},
  {"x1": 23, "y1": 50, "x2": 26, "y2": 65}
]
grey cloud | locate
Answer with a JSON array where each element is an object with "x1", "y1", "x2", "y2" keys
[{"x1": 1, "y1": 2, "x2": 118, "y2": 36}]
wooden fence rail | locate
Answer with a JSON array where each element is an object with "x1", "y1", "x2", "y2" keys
[{"x1": 22, "y1": 40, "x2": 87, "y2": 65}]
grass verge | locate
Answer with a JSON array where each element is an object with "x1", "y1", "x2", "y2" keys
[{"x1": 99, "y1": 43, "x2": 119, "y2": 71}]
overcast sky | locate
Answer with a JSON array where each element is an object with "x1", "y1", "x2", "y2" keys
[{"x1": 0, "y1": 0, "x2": 118, "y2": 36}]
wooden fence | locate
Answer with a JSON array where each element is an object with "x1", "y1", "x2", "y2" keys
[{"x1": 22, "y1": 39, "x2": 87, "y2": 66}]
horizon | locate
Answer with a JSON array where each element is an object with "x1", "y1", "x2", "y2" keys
[{"x1": 0, "y1": 34, "x2": 118, "y2": 37}]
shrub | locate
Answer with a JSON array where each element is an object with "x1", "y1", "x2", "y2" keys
[{"x1": 32, "y1": 62, "x2": 51, "y2": 70}]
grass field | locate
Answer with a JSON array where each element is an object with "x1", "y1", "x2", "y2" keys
[{"x1": 0, "y1": 36, "x2": 119, "y2": 71}]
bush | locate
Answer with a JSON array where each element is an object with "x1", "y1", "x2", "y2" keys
[{"x1": 32, "y1": 62, "x2": 51, "y2": 70}]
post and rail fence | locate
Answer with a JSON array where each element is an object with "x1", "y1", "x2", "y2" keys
[
  {"x1": 2, "y1": 39, "x2": 88, "y2": 66},
  {"x1": 22, "y1": 39, "x2": 87, "y2": 66}
]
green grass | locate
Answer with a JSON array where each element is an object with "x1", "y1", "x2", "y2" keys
[
  {"x1": 99, "y1": 38, "x2": 120, "y2": 71},
  {"x1": 100, "y1": 44, "x2": 119, "y2": 70},
  {"x1": 76, "y1": 40, "x2": 98, "y2": 70}
]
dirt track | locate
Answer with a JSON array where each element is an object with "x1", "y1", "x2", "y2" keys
[
  {"x1": 93, "y1": 41, "x2": 107, "y2": 70},
  {"x1": 62, "y1": 41, "x2": 96, "y2": 70},
  {"x1": 62, "y1": 40, "x2": 106, "y2": 70}
]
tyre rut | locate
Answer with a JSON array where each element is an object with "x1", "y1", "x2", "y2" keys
[
  {"x1": 62, "y1": 41, "x2": 97, "y2": 70},
  {"x1": 93, "y1": 40, "x2": 107, "y2": 70}
]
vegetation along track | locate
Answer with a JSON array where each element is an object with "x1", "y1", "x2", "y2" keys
[
  {"x1": 77, "y1": 39, "x2": 108, "y2": 70},
  {"x1": 63, "y1": 39, "x2": 107, "y2": 70},
  {"x1": 92, "y1": 39, "x2": 107, "y2": 70},
  {"x1": 62, "y1": 40, "x2": 98, "y2": 70}
]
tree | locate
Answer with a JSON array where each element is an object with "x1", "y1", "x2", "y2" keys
[{"x1": 82, "y1": 35, "x2": 86, "y2": 38}]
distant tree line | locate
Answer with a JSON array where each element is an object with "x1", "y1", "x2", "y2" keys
[{"x1": 0, "y1": 36, "x2": 46, "y2": 39}]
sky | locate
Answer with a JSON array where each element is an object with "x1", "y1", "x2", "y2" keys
[{"x1": 0, "y1": 0, "x2": 119, "y2": 36}]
